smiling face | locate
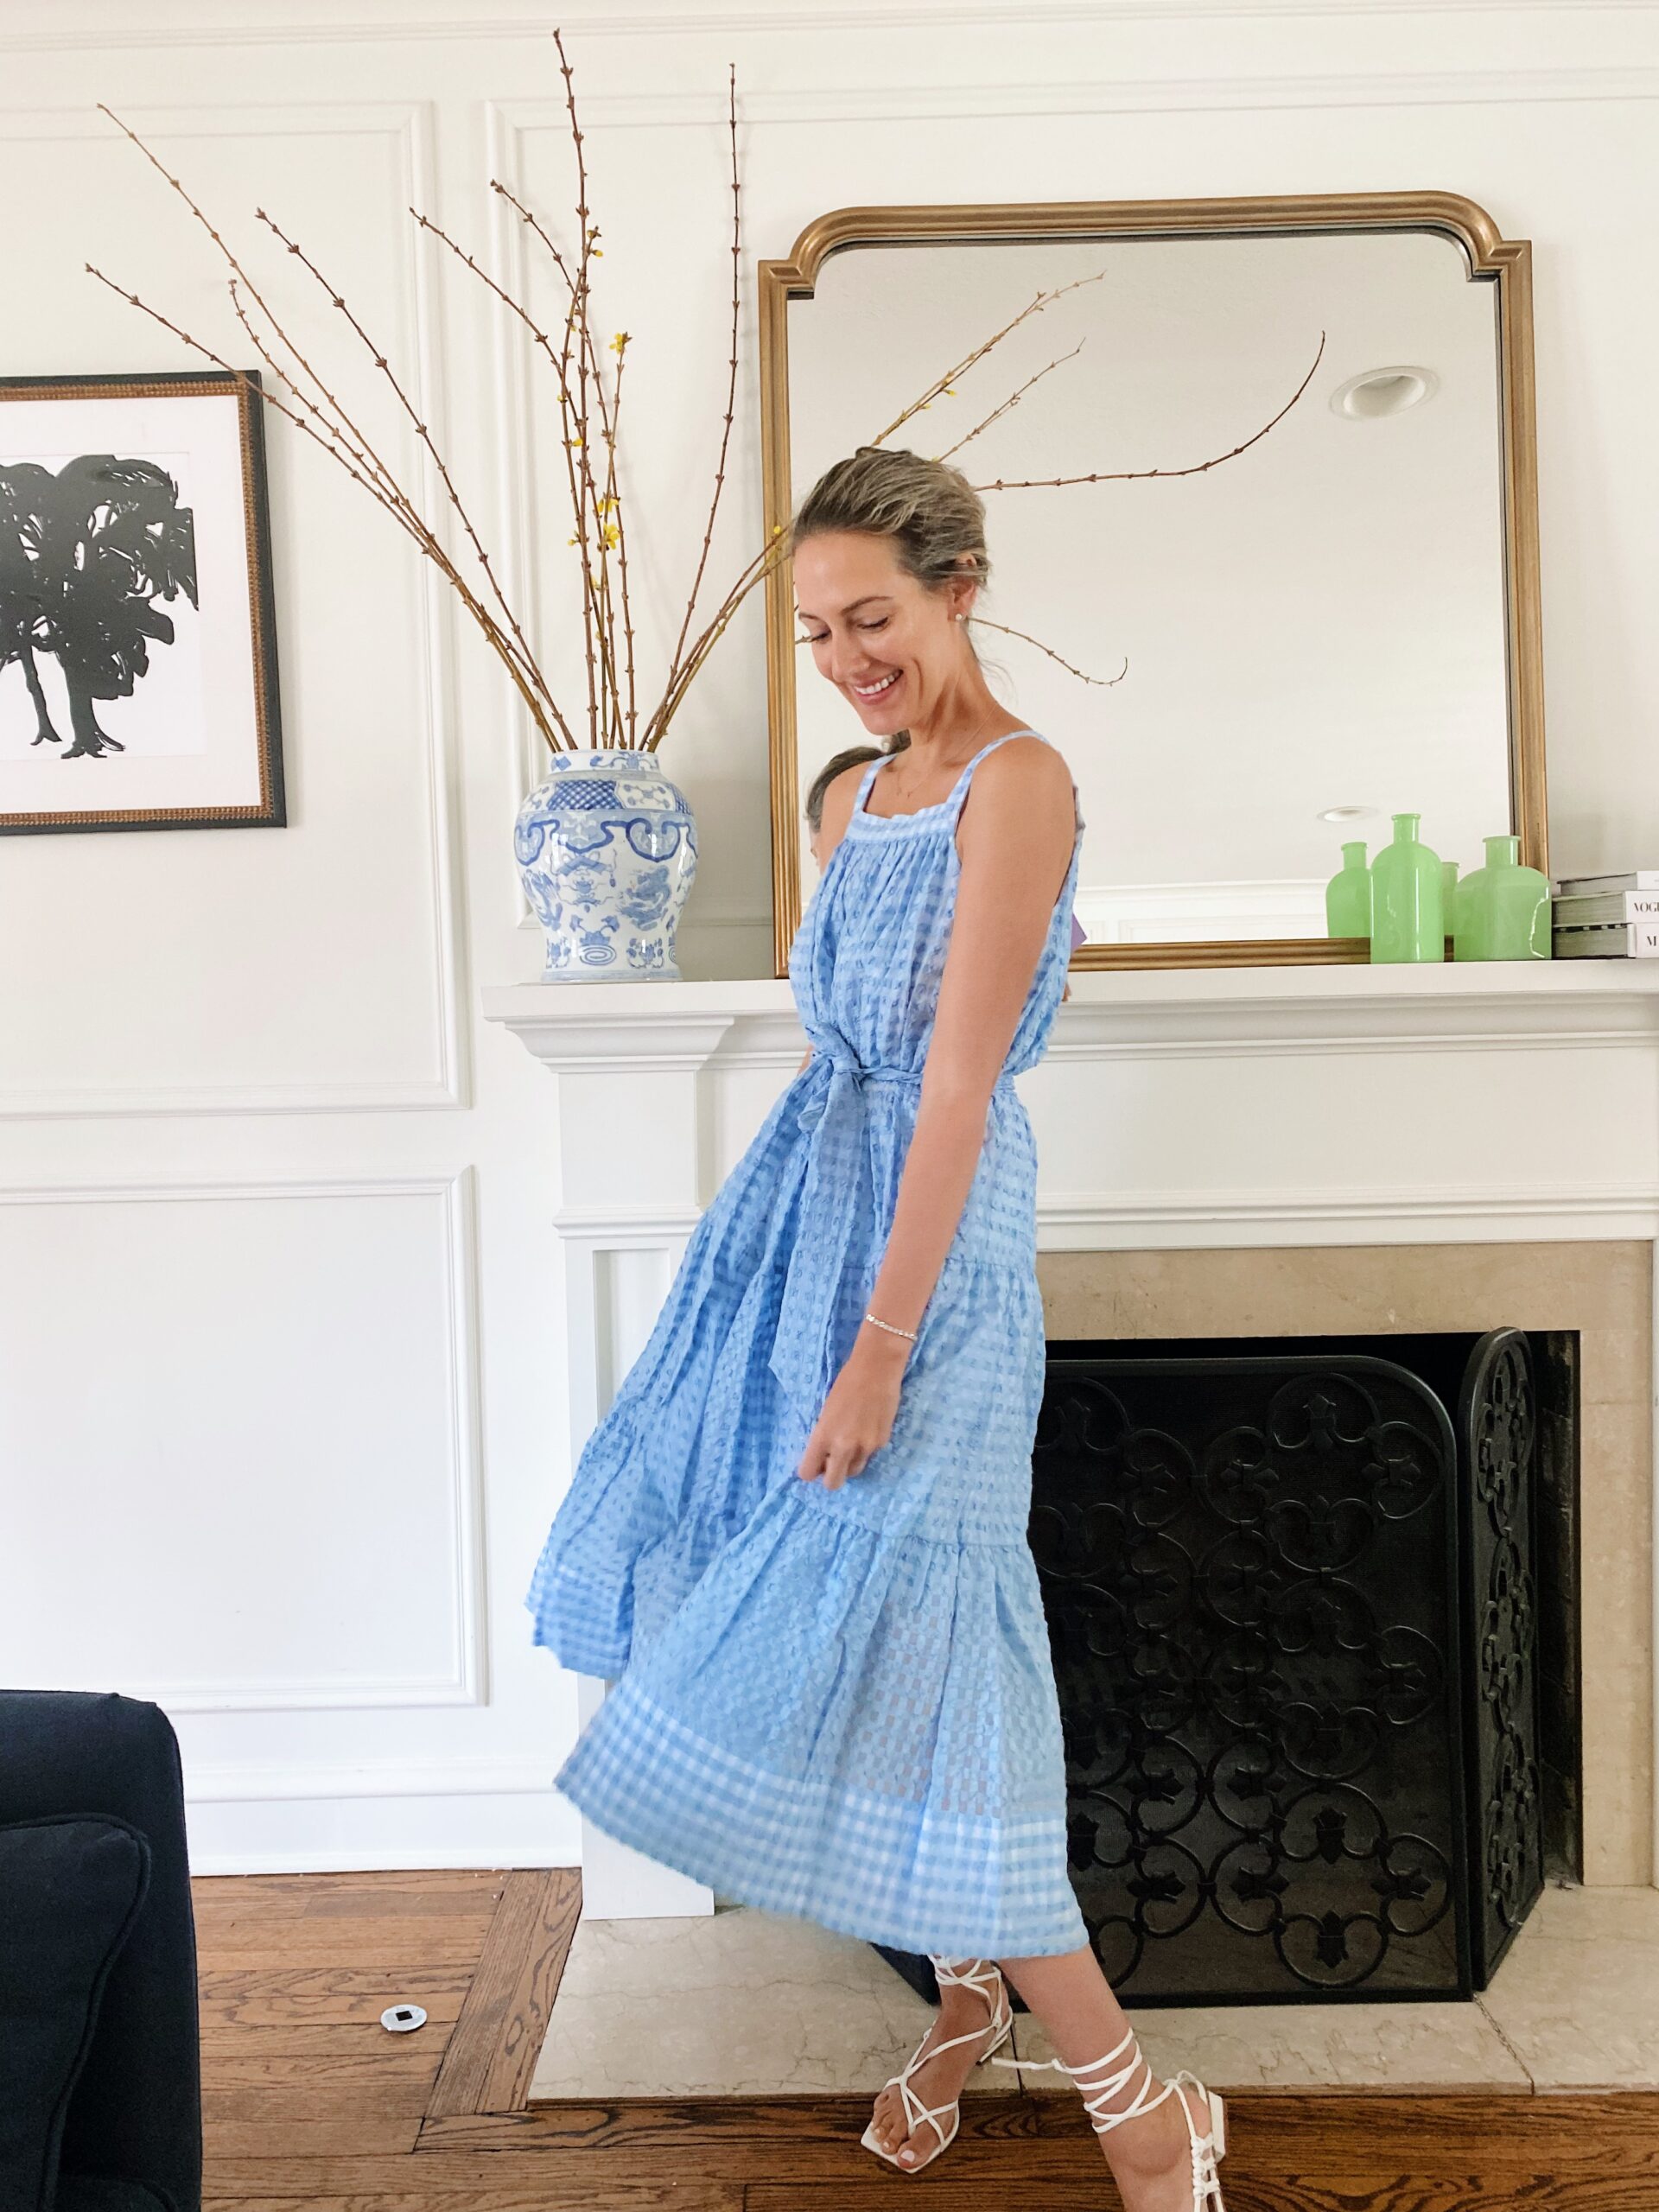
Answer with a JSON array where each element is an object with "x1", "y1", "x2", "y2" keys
[{"x1": 792, "y1": 531, "x2": 976, "y2": 739}]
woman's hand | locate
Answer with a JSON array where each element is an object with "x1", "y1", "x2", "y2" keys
[{"x1": 796, "y1": 1328, "x2": 910, "y2": 1491}]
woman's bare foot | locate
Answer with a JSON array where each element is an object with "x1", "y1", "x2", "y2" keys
[{"x1": 867, "y1": 1974, "x2": 1005, "y2": 2170}]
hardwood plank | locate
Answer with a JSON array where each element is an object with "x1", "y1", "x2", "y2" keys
[
  {"x1": 425, "y1": 1869, "x2": 581, "y2": 2119},
  {"x1": 302, "y1": 1885, "x2": 509, "y2": 1920},
  {"x1": 199, "y1": 2024, "x2": 451, "y2": 2058},
  {"x1": 192, "y1": 1889, "x2": 313, "y2": 1923},
  {"x1": 200, "y1": 1968, "x2": 474, "y2": 2028},
  {"x1": 207, "y1": 2190, "x2": 742, "y2": 2212},
  {"x1": 415, "y1": 2099, "x2": 1052, "y2": 2177},
  {"x1": 201, "y1": 2120, "x2": 423, "y2": 2161},
  {"x1": 200, "y1": 2052, "x2": 441, "y2": 2091},
  {"x1": 1215, "y1": 2094, "x2": 1659, "y2": 2168},
  {"x1": 750, "y1": 2185, "x2": 1655, "y2": 2212},
  {"x1": 197, "y1": 1871, "x2": 503, "y2": 1899},
  {"x1": 204, "y1": 2156, "x2": 751, "y2": 2198},
  {"x1": 193, "y1": 1891, "x2": 504, "y2": 1931},
  {"x1": 202, "y1": 2082, "x2": 435, "y2": 2124},
  {"x1": 195, "y1": 1922, "x2": 494, "y2": 1967}
]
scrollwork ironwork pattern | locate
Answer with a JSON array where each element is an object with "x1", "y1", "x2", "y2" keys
[
  {"x1": 1459, "y1": 1329, "x2": 1545, "y2": 1983},
  {"x1": 1030, "y1": 1356, "x2": 1467, "y2": 2001}
]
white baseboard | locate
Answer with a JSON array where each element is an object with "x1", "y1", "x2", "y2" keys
[{"x1": 183, "y1": 1777, "x2": 582, "y2": 1876}]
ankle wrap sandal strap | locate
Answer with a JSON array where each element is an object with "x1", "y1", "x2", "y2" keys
[
  {"x1": 930, "y1": 1956, "x2": 1006, "y2": 2008},
  {"x1": 1018, "y1": 2026, "x2": 1176, "y2": 2134},
  {"x1": 1016, "y1": 2031, "x2": 1228, "y2": 2210}
]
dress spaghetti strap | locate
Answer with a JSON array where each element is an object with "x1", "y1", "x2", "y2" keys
[{"x1": 849, "y1": 753, "x2": 886, "y2": 819}]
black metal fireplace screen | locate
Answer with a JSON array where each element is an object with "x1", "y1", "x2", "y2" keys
[{"x1": 1023, "y1": 1328, "x2": 1551, "y2": 2005}]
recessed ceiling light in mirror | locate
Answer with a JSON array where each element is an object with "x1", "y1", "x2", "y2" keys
[
  {"x1": 1331, "y1": 365, "x2": 1440, "y2": 420},
  {"x1": 1317, "y1": 804, "x2": 1382, "y2": 823}
]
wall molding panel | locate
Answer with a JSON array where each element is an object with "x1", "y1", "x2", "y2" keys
[
  {"x1": 492, "y1": 66, "x2": 1659, "y2": 143},
  {"x1": 5, "y1": 2, "x2": 1657, "y2": 57},
  {"x1": 0, "y1": 100, "x2": 466, "y2": 1120},
  {"x1": 0, "y1": 1172, "x2": 488, "y2": 1714},
  {"x1": 184, "y1": 1755, "x2": 555, "y2": 1802}
]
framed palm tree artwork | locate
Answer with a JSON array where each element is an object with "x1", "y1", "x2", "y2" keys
[{"x1": 0, "y1": 369, "x2": 283, "y2": 834}]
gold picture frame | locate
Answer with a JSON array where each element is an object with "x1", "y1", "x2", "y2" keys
[{"x1": 759, "y1": 192, "x2": 1547, "y2": 976}]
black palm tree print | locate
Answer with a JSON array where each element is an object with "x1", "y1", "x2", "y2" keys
[{"x1": 0, "y1": 454, "x2": 198, "y2": 760}]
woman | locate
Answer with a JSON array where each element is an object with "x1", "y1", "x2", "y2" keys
[{"x1": 526, "y1": 447, "x2": 1225, "y2": 2212}]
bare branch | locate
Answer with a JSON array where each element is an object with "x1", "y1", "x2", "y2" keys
[
  {"x1": 662, "y1": 60, "x2": 743, "y2": 706},
  {"x1": 644, "y1": 531, "x2": 791, "y2": 749},
  {"x1": 256, "y1": 205, "x2": 558, "y2": 722},
  {"x1": 92, "y1": 105, "x2": 571, "y2": 748},
  {"x1": 973, "y1": 332, "x2": 1328, "y2": 493},
  {"x1": 969, "y1": 615, "x2": 1128, "y2": 687},
  {"x1": 934, "y1": 340, "x2": 1084, "y2": 462},
  {"x1": 869, "y1": 269, "x2": 1105, "y2": 449}
]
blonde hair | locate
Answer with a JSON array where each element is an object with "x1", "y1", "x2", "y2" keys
[{"x1": 791, "y1": 446, "x2": 990, "y2": 602}]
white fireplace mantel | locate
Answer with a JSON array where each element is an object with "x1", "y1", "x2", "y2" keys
[
  {"x1": 488, "y1": 959, "x2": 1659, "y2": 1065},
  {"x1": 486, "y1": 961, "x2": 1659, "y2": 1245},
  {"x1": 485, "y1": 961, "x2": 1659, "y2": 1914}
]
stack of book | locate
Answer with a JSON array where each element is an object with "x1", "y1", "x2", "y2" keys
[{"x1": 1552, "y1": 872, "x2": 1659, "y2": 958}]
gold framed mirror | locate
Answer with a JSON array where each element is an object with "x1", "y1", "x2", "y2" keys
[{"x1": 760, "y1": 193, "x2": 1546, "y2": 976}]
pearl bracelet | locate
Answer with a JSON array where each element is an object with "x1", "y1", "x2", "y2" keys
[{"x1": 862, "y1": 1310, "x2": 918, "y2": 1343}]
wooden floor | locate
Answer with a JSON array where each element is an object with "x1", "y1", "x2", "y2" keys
[{"x1": 197, "y1": 1869, "x2": 1659, "y2": 2211}]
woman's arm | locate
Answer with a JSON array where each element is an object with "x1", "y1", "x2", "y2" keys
[{"x1": 797, "y1": 735, "x2": 1076, "y2": 1488}]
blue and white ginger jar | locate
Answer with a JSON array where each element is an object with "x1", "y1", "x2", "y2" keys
[{"x1": 514, "y1": 747, "x2": 696, "y2": 982}]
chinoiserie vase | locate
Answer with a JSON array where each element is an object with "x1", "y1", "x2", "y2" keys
[
  {"x1": 1324, "y1": 841, "x2": 1371, "y2": 939},
  {"x1": 1370, "y1": 811, "x2": 1444, "y2": 963},
  {"x1": 1453, "y1": 834, "x2": 1552, "y2": 961},
  {"x1": 514, "y1": 747, "x2": 697, "y2": 982}
]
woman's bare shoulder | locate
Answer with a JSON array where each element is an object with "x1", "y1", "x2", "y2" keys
[{"x1": 958, "y1": 731, "x2": 1076, "y2": 841}]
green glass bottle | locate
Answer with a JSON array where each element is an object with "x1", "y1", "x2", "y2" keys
[
  {"x1": 1370, "y1": 812, "x2": 1444, "y2": 963},
  {"x1": 1325, "y1": 841, "x2": 1370, "y2": 939},
  {"x1": 1454, "y1": 834, "x2": 1552, "y2": 961}
]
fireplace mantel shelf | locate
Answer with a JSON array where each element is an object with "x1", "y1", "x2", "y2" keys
[{"x1": 484, "y1": 959, "x2": 1659, "y2": 1072}]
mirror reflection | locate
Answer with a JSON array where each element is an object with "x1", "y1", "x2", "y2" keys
[{"x1": 784, "y1": 228, "x2": 1514, "y2": 949}]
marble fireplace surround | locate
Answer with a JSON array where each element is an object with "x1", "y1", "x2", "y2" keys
[{"x1": 484, "y1": 960, "x2": 1659, "y2": 1919}]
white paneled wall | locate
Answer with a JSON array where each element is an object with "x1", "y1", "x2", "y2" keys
[
  {"x1": 5, "y1": 0, "x2": 1659, "y2": 1873},
  {"x1": 2, "y1": 1179, "x2": 480, "y2": 1708}
]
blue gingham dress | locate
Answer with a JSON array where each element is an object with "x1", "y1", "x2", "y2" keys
[{"x1": 527, "y1": 728, "x2": 1090, "y2": 1958}]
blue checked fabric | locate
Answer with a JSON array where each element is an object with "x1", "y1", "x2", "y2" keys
[{"x1": 526, "y1": 728, "x2": 1090, "y2": 1956}]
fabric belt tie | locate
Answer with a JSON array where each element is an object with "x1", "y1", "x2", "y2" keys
[
  {"x1": 767, "y1": 1047, "x2": 1010, "y2": 1427},
  {"x1": 793, "y1": 1052, "x2": 919, "y2": 1133}
]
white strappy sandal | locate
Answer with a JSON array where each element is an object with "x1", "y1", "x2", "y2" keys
[
  {"x1": 861, "y1": 1956, "x2": 1014, "y2": 2174},
  {"x1": 1015, "y1": 2025, "x2": 1226, "y2": 2210}
]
